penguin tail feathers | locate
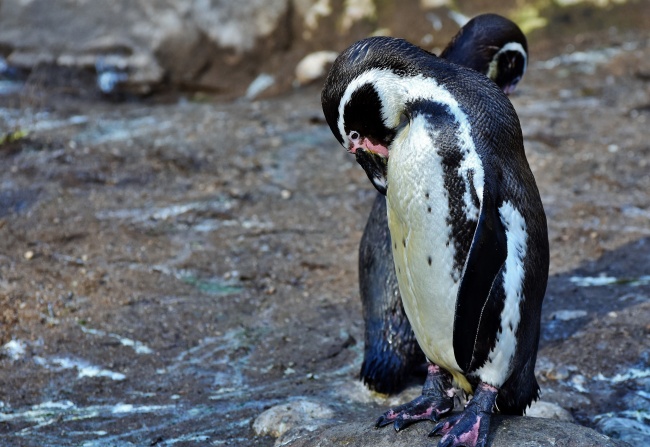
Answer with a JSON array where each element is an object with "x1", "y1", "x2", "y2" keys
[
  {"x1": 495, "y1": 356, "x2": 540, "y2": 415},
  {"x1": 359, "y1": 342, "x2": 425, "y2": 395}
]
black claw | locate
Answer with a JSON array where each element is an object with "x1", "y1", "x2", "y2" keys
[
  {"x1": 429, "y1": 419, "x2": 449, "y2": 437},
  {"x1": 374, "y1": 415, "x2": 390, "y2": 428},
  {"x1": 393, "y1": 418, "x2": 410, "y2": 432},
  {"x1": 438, "y1": 437, "x2": 458, "y2": 447}
]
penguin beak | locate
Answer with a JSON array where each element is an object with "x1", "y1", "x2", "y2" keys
[
  {"x1": 503, "y1": 77, "x2": 521, "y2": 95},
  {"x1": 346, "y1": 135, "x2": 390, "y2": 195},
  {"x1": 503, "y1": 83, "x2": 517, "y2": 95},
  {"x1": 355, "y1": 149, "x2": 388, "y2": 195}
]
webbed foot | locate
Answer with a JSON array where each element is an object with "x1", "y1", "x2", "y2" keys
[
  {"x1": 375, "y1": 363, "x2": 455, "y2": 431},
  {"x1": 430, "y1": 382, "x2": 498, "y2": 447}
]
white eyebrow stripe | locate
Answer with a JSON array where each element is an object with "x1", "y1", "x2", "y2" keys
[{"x1": 496, "y1": 42, "x2": 527, "y2": 70}]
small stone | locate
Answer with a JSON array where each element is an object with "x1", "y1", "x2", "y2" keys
[
  {"x1": 527, "y1": 400, "x2": 574, "y2": 421},
  {"x1": 294, "y1": 51, "x2": 338, "y2": 86},
  {"x1": 2, "y1": 340, "x2": 27, "y2": 361},
  {"x1": 551, "y1": 309, "x2": 588, "y2": 321},
  {"x1": 253, "y1": 400, "x2": 334, "y2": 438},
  {"x1": 24, "y1": 250, "x2": 34, "y2": 260},
  {"x1": 547, "y1": 365, "x2": 571, "y2": 381},
  {"x1": 571, "y1": 374, "x2": 589, "y2": 392},
  {"x1": 245, "y1": 73, "x2": 275, "y2": 100},
  {"x1": 281, "y1": 189, "x2": 292, "y2": 200}
]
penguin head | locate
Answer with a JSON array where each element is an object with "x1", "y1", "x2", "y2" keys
[
  {"x1": 441, "y1": 13, "x2": 528, "y2": 94},
  {"x1": 321, "y1": 37, "x2": 423, "y2": 195}
]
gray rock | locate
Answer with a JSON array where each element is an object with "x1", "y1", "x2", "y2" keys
[
  {"x1": 278, "y1": 417, "x2": 631, "y2": 447},
  {"x1": 0, "y1": 0, "x2": 290, "y2": 95},
  {"x1": 294, "y1": 51, "x2": 339, "y2": 86},
  {"x1": 551, "y1": 310, "x2": 589, "y2": 321},
  {"x1": 527, "y1": 400, "x2": 574, "y2": 422},
  {"x1": 0, "y1": 0, "x2": 465, "y2": 97},
  {"x1": 253, "y1": 400, "x2": 335, "y2": 438}
]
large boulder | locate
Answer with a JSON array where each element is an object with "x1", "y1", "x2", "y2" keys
[{"x1": 278, "y1": 417, "x2": 631, "y2": 447}]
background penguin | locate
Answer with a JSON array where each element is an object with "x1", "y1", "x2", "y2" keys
[
  {"x1": 322, "y1": 35, "x2": 548, "y2": 447},
  {"x1": 359, "y1": 13, "x2": 529, "y2": 395}
]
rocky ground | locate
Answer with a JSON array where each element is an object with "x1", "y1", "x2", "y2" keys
[{"x1": 1, "y1": 16, "x2": 650, "y2": 447}]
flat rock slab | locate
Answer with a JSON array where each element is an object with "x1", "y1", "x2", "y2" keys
[{"x1": 281, "y1": 417, "x2": 630, "y2": 447}]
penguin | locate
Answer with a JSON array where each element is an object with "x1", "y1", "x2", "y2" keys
[
  {"x1": 440, "y1": 13, "x2": 528, "y2": 95},
  {"x1": 359, "y1": 13, "x2": 529, "y2": 395},
  {"x1": 321, "y1": 35, "x2": 548, "y2": 447}
]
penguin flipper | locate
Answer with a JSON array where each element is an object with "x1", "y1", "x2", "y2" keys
[{"x1": 453, "y1": 185, "x2": 508, "y2": 373}]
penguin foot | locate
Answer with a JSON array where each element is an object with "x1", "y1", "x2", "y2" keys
[
  {"x1": 429, "y1": 382, "x2": 498, "y2": 447},
  {"x1": 375, "y1": 363, "x2": 455, "y2": 431},
  {"x1": 375, "y1": 393, "x2": 455, "y2": 431}
]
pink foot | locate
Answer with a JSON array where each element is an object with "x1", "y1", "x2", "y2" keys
[
  {"x1": 430, "y1": 382, "x2": 498, "y2": 447},
  {"x1": 376, "y1": 364, "x2": 455, "y2": 431}
]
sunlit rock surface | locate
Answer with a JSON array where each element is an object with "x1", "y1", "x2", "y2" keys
[{"x1": 278, "y1": 418, "x2": 631, "y2": 447}]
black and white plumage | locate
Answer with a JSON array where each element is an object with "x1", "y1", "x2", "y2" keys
[
  {"x1": 321, "y1": 35, "x2": 548, "y2": 447},
  {"x1": 440, "y1": 14, "x2": 528, "y2": 94},
  {"x1": 357, "y1": 14, "x2": 530, "y2": 395}
]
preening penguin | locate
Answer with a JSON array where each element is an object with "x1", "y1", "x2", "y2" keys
[
  {"x1": 358, "y1": 13, "x2": 530, "y2": 395},
  {"x1": 321, "y1": 36, "x2": 548, "y2": 447}
]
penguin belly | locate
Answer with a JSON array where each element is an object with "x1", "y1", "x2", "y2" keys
[{"x1": 386, "y1": 119, "x2": 466, "y2": 386}]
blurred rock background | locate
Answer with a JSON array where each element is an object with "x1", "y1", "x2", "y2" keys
[
  {"x1": 1, "y1": 0, "x2": 646, "y2": 99},
  {"x1": 1, "y1": 1, "x2": 650, "y2": 446}
]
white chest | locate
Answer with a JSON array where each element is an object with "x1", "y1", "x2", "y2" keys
[{"x1": 386, "y1": 118, "x2": 462, "y2": 373}]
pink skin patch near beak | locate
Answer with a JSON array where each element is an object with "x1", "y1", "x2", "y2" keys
[{"x1": 347, "y1": 131, "x2": 389, "y2": 158}]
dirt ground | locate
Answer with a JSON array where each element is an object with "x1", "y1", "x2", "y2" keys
[{"x1": 1, "y1": 19, "x2": 650, "y2": 447}]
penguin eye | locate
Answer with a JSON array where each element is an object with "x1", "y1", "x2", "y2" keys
[{"x1": 350, "y1": 131, "x2": 360, "y2": 140}]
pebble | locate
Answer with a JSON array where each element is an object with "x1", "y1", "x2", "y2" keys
[
  {"x1": 551, "y1": 309, "x2": 588, "y2": 321},
  {"x1": 245, "y1": 73, "x2": 275, "y2": 100},
  {"x1": 253, "y1": 400, "x2": 334, "y2": 438},
  {"x1": 294, "y1": 51, "x2": 338, "y2": 86},
  {"x1": 527, "y1": 400, "x2": 574, "y2": 421},
  {"x1": 546, "y1": 365, "x2": 572, "y2": 381}
]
